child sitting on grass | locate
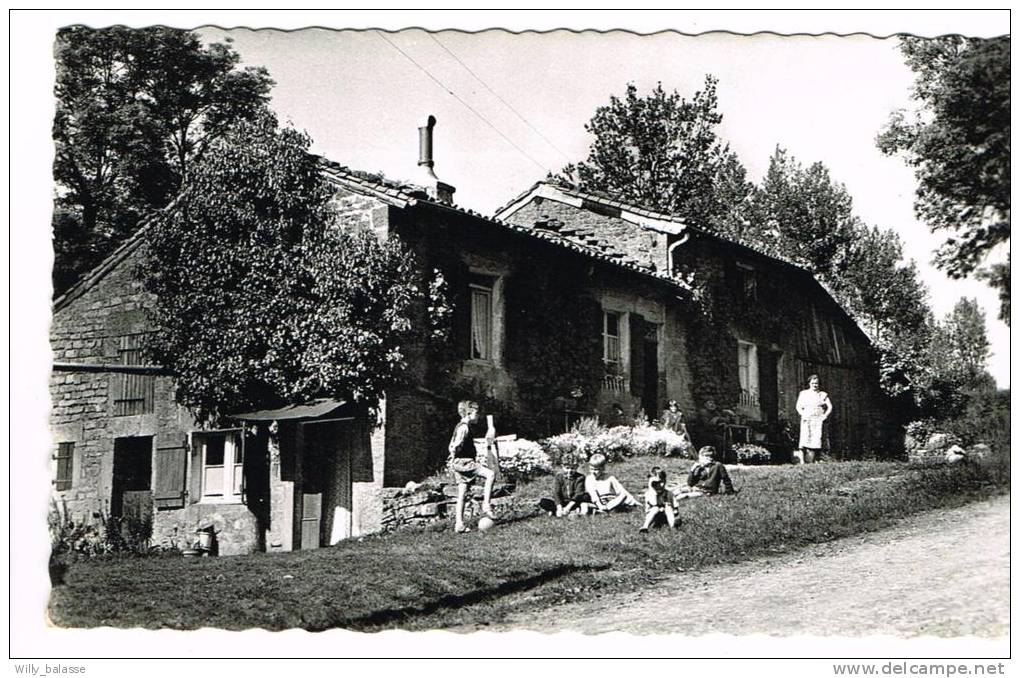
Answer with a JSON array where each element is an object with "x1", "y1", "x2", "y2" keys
[
  {"x1": 640, "y1": 466, "x2": 677, "y2": 532},
  {"x1": 552, "y1": 453, "x2": 594, "y2": 517},
  {"x1": 585, "y1": 453, "x2": 640, "y2": 513},
  {"x1": 538, "y1": 452, "x2": 593, "y2": 517},
  {"x1": 674, "y1": 446, "x2": 737, "y2": 500}
]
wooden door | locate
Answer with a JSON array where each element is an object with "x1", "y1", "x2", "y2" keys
[
  {"x1": 300, "y1": 493, "x2": 322, "y2": 550},
  {"x1": 300, "y1": 419, "x2": 354, "y2": 548},
  {"x1": 300, "y1": 425, "x2": 324, "y2": 550},
  {"x1": 112, "y1": 436, "x2": 153, "y2": 523}
]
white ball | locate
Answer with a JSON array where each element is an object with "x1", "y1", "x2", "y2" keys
[{"x1": 478, "y1": 516, "x2": 495, "y2": 532}]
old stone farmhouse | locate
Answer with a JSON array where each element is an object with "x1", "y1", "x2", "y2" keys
[{"x1": 49, "y1": 117, "x2": 899, "y2": 555}]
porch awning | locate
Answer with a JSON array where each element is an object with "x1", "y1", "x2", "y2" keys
[{"x1": 231, "y1": 398, "x2": 347, "y2": 422}]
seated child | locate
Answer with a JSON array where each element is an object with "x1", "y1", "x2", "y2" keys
[
  {"x1": 551, "y1": 454, "x2": 594, "y2": 516},
  {"x1": 585, "y1": 453, "x2": 640, "y2": 513},
  {"x1": 674, "y1": 446, "x2": 737, "y2": 501},
  {"x1": 640, "y1": 466, "x2": 677, "y2": 532}
]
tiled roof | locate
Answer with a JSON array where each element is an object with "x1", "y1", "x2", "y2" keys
[
  {"x1": 492, "y1": 179, "x2": 871, "y2": 342},
  {"x1": 496, "y1": 178, "x2": 808, "y2": 272},
  {"x1": 54, "y1": 161, "x2": 692, "y2": 314},
  {"x1": 319, "y1": 163, "x2": 693, "y2": 294},
  {"x1": 316, "y1": 157, "x2": 419, "y2": 206}
]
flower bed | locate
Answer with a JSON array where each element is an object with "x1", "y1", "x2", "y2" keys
[
  {"x1": 540, "y1": 420, "x2": 696, "y2": 465},
  {"x1": 731, "y1": 443, "x2": 772, "y2": 465}
]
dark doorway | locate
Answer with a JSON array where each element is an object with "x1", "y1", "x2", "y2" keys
[
  {"x1": 112, "y1": 436, "x2": 153, "y2": 524},
  {"x1": 629, "y1": 314, "x2": 660, "y2": 420}
]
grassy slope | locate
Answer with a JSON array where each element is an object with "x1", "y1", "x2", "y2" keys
[{"x1": 48, "y1": 457, "x2": 1008, "y2": 631}]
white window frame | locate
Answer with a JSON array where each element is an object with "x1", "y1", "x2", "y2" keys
[
  {"x1": 737, "y1": 340, "x2": 760, "y2": 414},
  {"x1": 469, "y1": 278, "x2": 495, "y2": 361},
  {"x1": 194, "y1": 429, "x2": 244, "y2": 504},
  {"x1": 465, "y1": 266, "x2": 506, "y2": 367},
  {"x1": 603, "y1": 310, "x2": 622, "y2": 366}
]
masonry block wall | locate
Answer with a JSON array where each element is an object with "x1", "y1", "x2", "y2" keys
[
  {"x1": 506, "y1": 199, "x2": 670, "y2": 272},
  {"x1": 50, "y1": 242, "x2": 261, "y2": 554},
  {"x1": 50, "y1": 244, "x2": 191, "y2": 521}
]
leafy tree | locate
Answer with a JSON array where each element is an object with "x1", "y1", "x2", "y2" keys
[
  {"x1": 562, "y1": 77, "x2": 746, "y2": 230},
  {"x1": 890, "y1": 297, "x2": 995, "y2": 420},
  {"x1": 750, "y1": 147, "x2": 859, "y2": 277},
  {"x1": 938, "y1": 297, "x2": 993, "y2": 390},
  {"x1": 878, "y1": 36, "x2": 1010, "y2": 324},
  {"x1": 832, "y1": 225, "x2": 930, "y2": 344},
  {"x1": 143, "y1": 115, "x2": 421, "y2": 421},
  {"x1": 53, "y1": 26, "x2": 273, "y2": 295}
]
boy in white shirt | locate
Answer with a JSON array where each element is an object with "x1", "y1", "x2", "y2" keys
[{"x1": 584, "y1": 453, "x2": 639, "y2": 513}]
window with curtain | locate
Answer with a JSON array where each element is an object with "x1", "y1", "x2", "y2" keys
[
  {"x1": 603, "y1": 311, "x2": 621, "y2": 365},
  {"x1": 470, "y1": 276, "x2": 494, "y2": 360},
  {"x1": 738, "y1": 341, "x2": 760, "y2": 408},
  {"x1": 736, "y1": 263, "x2": 757, "y2": 301}
]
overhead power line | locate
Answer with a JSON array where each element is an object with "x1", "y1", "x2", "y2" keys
[
  {"x1": 374, "y1": 30, "x2": 552, "y2": 175},
  {"x1": 428, "y1": 32, "x2": 575, "y2": 166}
]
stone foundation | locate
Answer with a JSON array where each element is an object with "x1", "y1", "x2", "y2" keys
[{"x1": 381, "y1": 481, "x2": 516, "y2": 530}]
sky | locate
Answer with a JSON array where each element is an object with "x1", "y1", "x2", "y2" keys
[{"x1": 198, "y1": 25, "x2": 1011, "y2": 387}]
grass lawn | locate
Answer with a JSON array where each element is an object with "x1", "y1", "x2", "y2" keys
[{"x1": 48, "y1": 456, "x2": 1009, "y2": 631}]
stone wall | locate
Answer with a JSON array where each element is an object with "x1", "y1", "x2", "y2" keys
[
  {"x1": 507, "y1": 198, "x2": 670, "y2": 272},
  {"x1": 50, "y1": 243, "x2": 197, "y2": 521},
  {"x1": 380, "y1": 481, "x2": 516, "y2": 531},
  {"x1": 49, "y1": 241, "x2": 265, "y2": 554}
]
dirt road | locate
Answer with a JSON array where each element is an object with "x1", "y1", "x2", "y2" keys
[{"x1": 491, "y1": 495, "x2": 1010, "y2": 636}]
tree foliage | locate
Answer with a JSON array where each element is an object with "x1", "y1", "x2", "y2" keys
[
  {"x1": 143, "y1": 115, "x2": 421, "y2": 422},
  {"x1": 749, "y1": 148, "x2": 860, "y2": 278},
  {"x1": 878, "y1": 36, "x2": 1010, "y2": 324},
  {"x1": 562, "y1": 78, "x2": 749, "y2": 231},
  {"x1": 53, "y1": 26, "x2": 273, "y2": 295}
]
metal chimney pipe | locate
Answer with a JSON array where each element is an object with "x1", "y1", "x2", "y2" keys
[
  {"x1": 418, "y1": 115, "x2": 437, "y2": 172},
  {"x1": 415, "y1": 114, "x2": 455, "y2": 204}
]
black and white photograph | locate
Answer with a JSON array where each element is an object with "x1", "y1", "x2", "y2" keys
[{"x1": 10, "y1": 9, "x2": 1011, "y2": 666}]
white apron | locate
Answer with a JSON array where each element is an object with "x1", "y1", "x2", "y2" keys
[{"x1": 797, "y1": 389, "x2": 831, "y2": 449}]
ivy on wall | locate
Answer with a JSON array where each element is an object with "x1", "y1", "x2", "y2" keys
[{"x1": 503, "y1": 259, "x2": 604, "y2": 437}]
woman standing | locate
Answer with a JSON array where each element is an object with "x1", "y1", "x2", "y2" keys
[{"x1": 795, "y1": 374, "x2": 832, "y2": 463}]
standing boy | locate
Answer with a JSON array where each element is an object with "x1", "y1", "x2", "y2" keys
[{"x1": 448, "y1": 400, "x2": 496, "y2": 533}]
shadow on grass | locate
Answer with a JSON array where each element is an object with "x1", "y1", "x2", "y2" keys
[{"x1": 337, "y1": 562, "x2": 609, "y2": 632}]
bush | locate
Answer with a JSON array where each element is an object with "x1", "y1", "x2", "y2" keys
[
  {"x1": 49, "y1": 500, "x2": 154, "y2": 566},
  {"x1": 631, "y1": 425, "x2": 696, "y2": 458},
  {"x1": 540, "y1": 422, "x2": 696, "y2": 464},
  {"x1": 542, "y1": 432, "x2": 586, "y2": 467},
  {"x1": 732, "y1": 443, "x2": 771, "y2": 465},
  {"x1": 497, "y1": 439, "x2": 552, "y2": 484}
]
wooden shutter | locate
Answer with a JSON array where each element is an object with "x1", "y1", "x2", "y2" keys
[
  {"x1": 113, "y1": 335, "x2": 155, "y2": 416},
  {"x1": 54, "y1": 442, "x2": 74, "y2": 491},
  {"x1": 189, "y1": 436, "x2": 203, "y2": 504},
  {"x1": 629, "y1": 314, "x2": 645, "y2": 396},
  {"x1": 154, "y1": 444, "x2": 187, "y2": 509}
]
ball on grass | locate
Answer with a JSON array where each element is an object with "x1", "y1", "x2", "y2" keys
[{"x1": 478, "y1": 516, "x2": 496, "y2": 532}]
